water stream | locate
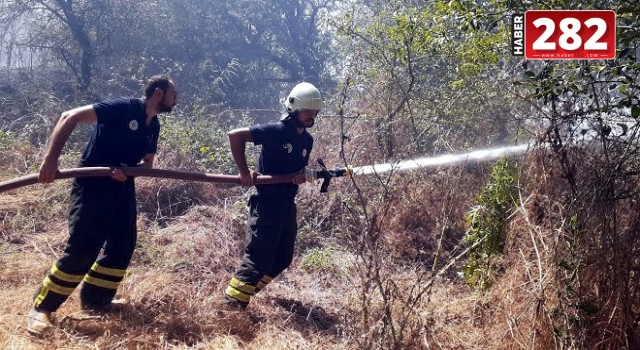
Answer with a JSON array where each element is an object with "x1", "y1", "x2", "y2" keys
[{"x1": 351, "y1": 144, "x2": 530, "y2": 176}]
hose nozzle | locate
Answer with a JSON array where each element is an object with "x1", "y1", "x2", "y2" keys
[{"x1": 311, "y1": 158, "x2": 350, "y2": 193}]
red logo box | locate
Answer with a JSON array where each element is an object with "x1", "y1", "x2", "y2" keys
[{"x1": 524, "y1": 10, "x2": 616, "y2": 60}]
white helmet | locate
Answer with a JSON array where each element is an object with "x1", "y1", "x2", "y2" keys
[{"x1": 285, "y1": 82, "x2": 323, "y2": 113}]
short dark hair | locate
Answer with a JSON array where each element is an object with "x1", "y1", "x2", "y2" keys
[{"x1": 144, "y1": 75, "x2": 172, "y2": 98}]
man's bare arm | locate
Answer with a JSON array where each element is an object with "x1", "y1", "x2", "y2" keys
[
  {"x1": 228, "y1": 127, "x2": 255, "y2": 187},
  {"x1": 39, "y1": 105, "x2": 97, "y2": 183}
]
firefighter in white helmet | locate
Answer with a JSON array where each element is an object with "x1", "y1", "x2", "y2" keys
[{"x1": 223, "y1": 82, "x2": 323, "y2": 309}]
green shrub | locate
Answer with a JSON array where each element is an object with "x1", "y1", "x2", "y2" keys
[
  {"x1": 0, "y1": 130, "x2": 17, "y2": 149},
  {"x1": 463, "y1": 158, "x2": 520, "y2": 290},
  {"x1": 300, "y1": 247, "x2": 337, "y2": 272},
  {"x1": 157, "y1": 108, "x2": 263, "y2": 174},
  {"x1": 159, "y1": 115, "x2": 236, "y2": 173}
]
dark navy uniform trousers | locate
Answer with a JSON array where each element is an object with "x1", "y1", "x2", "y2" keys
[
  {"x1": 225, "y1": 186, "x2": 298, "y2": 305},
  {"x1": 34, "y1": 177, "x2": 137, "y2": 312}
]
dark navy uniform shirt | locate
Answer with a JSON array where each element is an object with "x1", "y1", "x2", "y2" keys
[
  {"x1": 80, "y1": 98, "x2": 160, "y2": 167},
  {"x1": 250, "y1": 117, "x2": 313, "y2": 190}
]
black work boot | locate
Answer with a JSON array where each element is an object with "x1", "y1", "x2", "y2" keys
[
  {"x1": 81, "y1": 298, "x2": 127, "y2": 314},
  {"x1": 221, "y1": 295, "x2": 248, "y2": 311}
]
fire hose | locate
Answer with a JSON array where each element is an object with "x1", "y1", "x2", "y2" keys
[
  {"x1": 0, "y1": 145, "x2": 533, "y2": 195},
  {"x1": 0, "y1": 159, "x2": 351, "y2": 194}
]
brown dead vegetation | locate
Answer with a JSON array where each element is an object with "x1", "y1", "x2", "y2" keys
[{"x1": 2, "y1": 135, "x2": 639, "y2": 349}]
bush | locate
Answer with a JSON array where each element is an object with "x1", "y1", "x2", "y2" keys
[
  {"x1": 300, "y1": 247, "x2": 337, "y2": 272},
  {"x1": 159, "y1": 115, "x2": 235, "y2": 173},
  {"x1": 463, "y1": 158, "x2": 520, "y2": 290}
]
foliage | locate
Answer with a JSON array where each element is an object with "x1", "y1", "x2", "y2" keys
[
  {"x1": 0, "y1": 0, "x2": 337, "y2": 110},
  {"x1": 158, "y1": 114, "x2": 237, "y2": 173},
  {"x1": 300, "y1": 246, "x2": 337, "y2": 271},
  {"x1": 463, "y1": 158, "x2": 520, "y2": 290},
  {"x1": 332, "y1": 0, "x2": 524, "y2": 162},
  {"x1": 1, "y1": 0, "x2": 639, "y2": 348},
  {"x1": 0, "y1": 130, "x2": 16, "y2": 149},
  {"x1": 427, "y1": 3, "x2": 640, "y2": 345}
]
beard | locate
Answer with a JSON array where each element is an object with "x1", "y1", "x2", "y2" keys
[
  {"x1": 158, "y1": 98, "x2": 174, "y2": 113},
  {"x1": 295, "y1": 114, "x2": 315, "y2": 128}
]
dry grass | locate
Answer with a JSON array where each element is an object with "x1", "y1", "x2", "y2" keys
[
  {"x1": 0, "y1": 182, "x2": 351, "y2": 349},
  {"x1": 3, "y1": 145, "x2": 637, "y2": 349}
]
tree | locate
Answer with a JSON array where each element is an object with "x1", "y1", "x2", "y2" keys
[
  {"x1": 333, "y1": 0, "x2": 523, "y2": 160},
  {"x1": 438, "y1": 0, "x2": 640, "y2": 347},
  {"x1": 0, "y1": 0, "x2": 338, "y2": 109},
  {"x1": 2, "y1": 0, "x2": 116, "y2": 90}
]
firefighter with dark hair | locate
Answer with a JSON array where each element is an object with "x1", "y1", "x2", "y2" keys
[
  {"x1": 27, "y1": 75, "x2": 177, "y2": 335},
  {"x1": 224, "y1": 82, "x2": 323, "y2": 309}
]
